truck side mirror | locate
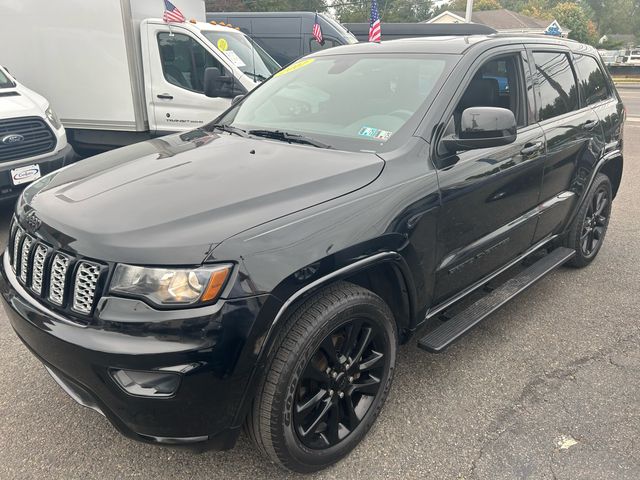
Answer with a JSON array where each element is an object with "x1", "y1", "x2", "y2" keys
[{"x1": 203, "y1": 67, "x2": 234, "y2": 98}]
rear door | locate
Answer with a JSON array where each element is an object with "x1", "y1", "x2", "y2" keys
[
  {"x1": 527, "y1": 48, "x2": 606, "y2": 242},
  {"x1": 432, "y1": 47, "x2": 546, "y2": 303},
  {"x1": 247, "y1": 17, "x2": 303, "y2": 66},
  {"x1": 572, "y1": 53, "x2": 624, "y2": 152}
]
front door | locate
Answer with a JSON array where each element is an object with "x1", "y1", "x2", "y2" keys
[
  {"x1": 144, "y1": 23, "x2": 235, "y2": 133},
  {"x1": 433, "y1": 50, "x2": 546, "y2": 303}
]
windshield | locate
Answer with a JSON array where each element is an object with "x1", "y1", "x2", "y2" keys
[
  {"x1": 203, "y1": 30, "x2": 280, "y2": 81},
  {"x1": 216, "y1": 54, "x2": 454, "y2": 152},
  {"x1": 0, "y1": 68, "x2": 15, "y2": 88}
]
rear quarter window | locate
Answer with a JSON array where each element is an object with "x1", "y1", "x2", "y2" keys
[{"x1": 573, "y1": 54, "x2": 611, "y2": 106}]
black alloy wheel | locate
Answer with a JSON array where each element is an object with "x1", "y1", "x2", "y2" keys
[
  {"x1": 293, "y1": 318, "x2": 387, "y2": 449},
  {"x1": 580, "y1": 185, "x2": 609, "y2": 257},
  {"x1": 565, "y1": 173, "x2": 613, "y2": 267},
  {"x1": 247, "y1": 282, "x2": 397, "y2": 473}
]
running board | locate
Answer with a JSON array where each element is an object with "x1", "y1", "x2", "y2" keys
[{"x1": 417, "y1": 247, "x2": 576, "y2": 353}]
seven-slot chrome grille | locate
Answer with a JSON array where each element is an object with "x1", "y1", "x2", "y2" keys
[{"x1": 8, "y1": 218, "x2": 104, "y2": 318}]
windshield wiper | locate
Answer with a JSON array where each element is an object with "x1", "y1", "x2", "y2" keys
[
  {"x1": 248, "y1": 129, "x2": 331, "y2": 149},
  {"x1": 209, "y1": 123, "x2": 249, "y2": 137},
  {"x1": 243, "y1": 71, "x2": 268, "y2": 82}
]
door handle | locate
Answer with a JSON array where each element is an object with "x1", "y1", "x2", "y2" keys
[
  {"x1": 520, "y1": 141, "x2": 543, "y2": 156},
  {"x1": 582, "y1": 120, "x2": 599, "y2": 131},
  {"x1": 157, "y1": 94, "x2": 174, "y2": 100}
]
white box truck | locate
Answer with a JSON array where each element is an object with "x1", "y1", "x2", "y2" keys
[{"x1": 0, "y1": 0, "x2": 279, "y2": 153}]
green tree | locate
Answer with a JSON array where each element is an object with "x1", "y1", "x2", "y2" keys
[
  {"x1": 205, "y1": 0, "x2": 329, "y2": 13},
  {"x1": 443, "y1": 0, "x2": 503, "y2": 11},
  {"x1": 335, "y1": 0, "x2": 433, "y2": 23},
  {"x1": 551, "y1": 2, "x2": 599, "y2": 44},
  {"x1": 429, "y1": 0, "x2": 503, "y2": 19},
  {"x1": 585, "y1": 0, "x2": 637, "y2": 34},
  {"x1": 474, "y1": 0, "x2": 503, "y2": 10}
]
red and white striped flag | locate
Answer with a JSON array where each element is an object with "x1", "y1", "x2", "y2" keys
[
  {"x1": 163, "y1": 0, "x2": 185, "y2": 23},
  {"x1": 369, "y1": 0, "x2": 381, "y2": 43},
  {"x1": 312, "y1": 13, "x2": 324, "y2": 44}
]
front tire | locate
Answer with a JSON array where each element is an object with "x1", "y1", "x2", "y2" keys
[
  {"x1": 564, "y1": 173, "x2": 613, "y2": 267},
  {"x1": 247, "y1": 282, "x2": 397, "y2": 473}
]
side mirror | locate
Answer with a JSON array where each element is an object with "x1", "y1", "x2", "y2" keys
[
  {"x1": 231, "y1": 94, "x2": 245, "y2": 106},
  {"x1": 203, "y1": 67, "x2": 234, "y2": 98},
  {"x1": 441, "y1": 107, "x2": 517, "y2": 152}
]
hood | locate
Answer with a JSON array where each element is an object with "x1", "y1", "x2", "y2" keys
[
  {"x1": 18, "y1": 130, "x2": 384, "y2": 264},
  {"x1": 0, "y1": 82, "x2": 49, "y2": 119}
]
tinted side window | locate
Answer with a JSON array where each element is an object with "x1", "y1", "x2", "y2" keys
[
  {"x1": 532, "y1": 52, "x2": 578, "y2": 121},
  {"x1": 455, "y1": 54, "x2": 526, "y2": 129},
  {"x1": 254, "y1": 37, "x2": 301, "y2": 65},
  {"x1": 574, "y1": 54, "x2": 610, "y2": 106},
  {"x1": 158, "y1": 32, "x2": 224, "y2": 93},
  {"x1": 309, "y1": 38, "x2": 339, "y2": 53}
]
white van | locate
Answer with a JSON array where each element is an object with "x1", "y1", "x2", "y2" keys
[
  {"x1": 0, "y1": 66, "x2": 74, "y2": 198},
  {"x1": 0, "y1": 0, "x2": 279, "y2": 153}
]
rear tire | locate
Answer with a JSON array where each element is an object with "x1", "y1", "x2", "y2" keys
[
  {"x1": 246, "y1": 282, "x2": 397, "y2": 473},
  {"x1": 564, "y1": 173, "x2": 612, "y2": 268}
]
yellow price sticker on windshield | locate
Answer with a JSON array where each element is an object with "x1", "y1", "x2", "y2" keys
[
  {"x1": 217, "y1": 38, "x2": 228, "y2": 52},
  {"x1": 274, "y1": 58, "x2": 315, "y2": 77}
]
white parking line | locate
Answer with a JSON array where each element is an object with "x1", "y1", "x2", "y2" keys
[{"x1": 626, "y1": 116, "x2": 640, "y2": 122}]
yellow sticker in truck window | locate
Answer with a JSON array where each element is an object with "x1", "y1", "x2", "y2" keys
[
  {"x1": 274, "y1": 58, "x2": 315, "y2": 77},
  {"x1": 217, "y1": 38, "x2": 228, "y2": 52}
]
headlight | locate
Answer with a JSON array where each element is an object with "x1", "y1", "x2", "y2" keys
[
  {"x1": 109, "y1": 264, "x2": 232, "y2": 307},
  {"x1": 45, "y1": 106, "x2": 62, "y2": 129}
]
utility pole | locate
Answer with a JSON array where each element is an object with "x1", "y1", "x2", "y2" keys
[{"x1": 465, "y1": 0, "x2": 474, "y2": 23}]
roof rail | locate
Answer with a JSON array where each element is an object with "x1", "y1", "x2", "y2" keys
[{"x1": 343, "y1": 23, "x2": 497, "y2": 42}]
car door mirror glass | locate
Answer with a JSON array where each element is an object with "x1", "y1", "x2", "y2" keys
[{"x1": 441, "y1": 106, "x2": 517, "y2": 152}]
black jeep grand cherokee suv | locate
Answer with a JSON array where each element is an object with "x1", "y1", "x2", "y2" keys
[{"x1": 1, "y1": 34, "x2": 624, "y2": 472}]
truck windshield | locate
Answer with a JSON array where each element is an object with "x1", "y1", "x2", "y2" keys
[
  {"x1": 215, "y1": 54, "x2": 454, "y2": 152},
  {"x1": 203, "y1": 30, "x2": 280, "y2": 81},
  {"x1": 0, "y1": 69, "x2": 15, "y2": 88}
]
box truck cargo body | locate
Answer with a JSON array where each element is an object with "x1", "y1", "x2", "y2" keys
[{"x1": 0, "y1": 0, "x2": 278, "y2": 152}]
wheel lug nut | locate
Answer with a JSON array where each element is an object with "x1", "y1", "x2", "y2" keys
[
  {"x1": 328, "y1": 389, "x2": 334, "y2": 396},
  {"x1": 331, "y1": 371, "x2": 337, "y2": 379},
  {"x1": 348, "y1": 376, "x2": 354, "y2": 383},
  {"x1": 338, "y1": 392, "x2": 344, "y2": 398}
]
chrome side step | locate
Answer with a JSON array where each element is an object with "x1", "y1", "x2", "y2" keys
[{"x1": 417, "y1": 247, "x2": 576, "y2": 353}]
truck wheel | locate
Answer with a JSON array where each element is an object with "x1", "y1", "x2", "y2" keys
[
  {"x1": 564, "y1": 173, "x2": 612, "y2": 268},
  {"x1": 247, "y1": 282, "x2": 397, "y2": 472}
]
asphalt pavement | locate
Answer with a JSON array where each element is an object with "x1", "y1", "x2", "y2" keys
[{"x1": 0, "y1": 90, "x2": 638, "y2": 480}]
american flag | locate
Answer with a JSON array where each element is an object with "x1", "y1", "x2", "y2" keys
[
  {"x1": 163, "y1": 0, "x2": 185, "y2": 23},
  {"x1": 369, "y1": 0, "x2": 381, "y2": 43},
  {"x1": 312, "y1": 13, "x2": 323, "y2": 44}
]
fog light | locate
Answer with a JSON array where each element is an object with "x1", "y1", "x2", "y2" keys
[{"x1": 110, "y1": 369, "x2": 181, "y2": 398}]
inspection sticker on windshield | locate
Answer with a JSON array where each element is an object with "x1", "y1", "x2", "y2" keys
[
  {"x1": 217, "y1": 37, "x2": 228, "y2": 52},
  {"x1": 224, "y1": 50, "x2": 245, "y2": 68},
  {"x1": 358, "y1": 126, "x2": 392, "y2": 141},
  {"x1": 274, "y1": 58, "x2": 315, "y2": 77}
]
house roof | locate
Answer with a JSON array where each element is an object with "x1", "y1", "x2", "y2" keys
[{"x1": 429, "y1": 9, "x2": 551, "y2": 30}]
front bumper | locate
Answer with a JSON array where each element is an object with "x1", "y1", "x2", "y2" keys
[
  {"x1": 0, "y1": 253, "x2": 270, "y2": 448},
  {"x1": 0, "y1": 143, "x2": 76, "y2": 198}
]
